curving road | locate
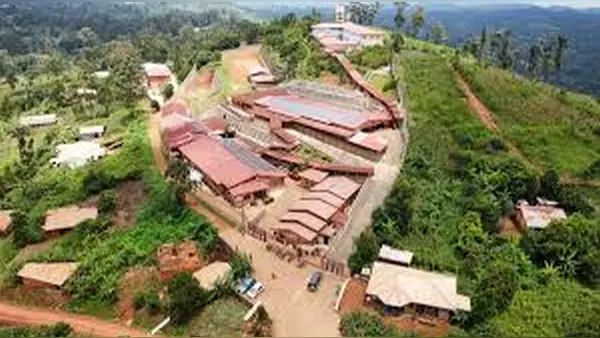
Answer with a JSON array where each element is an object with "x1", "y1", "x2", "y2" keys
[{"x1": 0, "y1": 302, "x2": 149, "y2": 337}]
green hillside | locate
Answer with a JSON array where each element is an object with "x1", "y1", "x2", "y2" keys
[
  {"x1": 457, "y1": 59, "x2": 600, "y2": 176},
  {"x1": 349, "y1": 40, "x2": 600, "y2": 336}
]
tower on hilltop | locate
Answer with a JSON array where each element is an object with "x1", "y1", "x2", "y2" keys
[{"x1": 335, "y1": 3, "x2": 347, "y2": 23}]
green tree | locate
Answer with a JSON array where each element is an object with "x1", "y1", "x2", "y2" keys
[
  {"x1": 348, "y1": 230, "x2": 380, "y2": 274},
  {"x1": 410, "y1": 6, "x2": 425, "y2": 38},
  {"x1": 168, "y1": 273, "x2": 210, "y2": 324},
  {"x1": 230, "y1": 250, "x2": 253, "y2": 281},
  {"x1": 165, "y1": 158, "x2": 196, "y2": 203},
  {"x1": 348, "y1": 2, "x2": 381, "y2": 25},
  {"x1": 479, "y1": 26, "x2": 488, "y2": 64},
  {"x1": 393, "y1": 2, "x2": 408, "y2": 31},
  {"x1": 190, "y1": 221, "x2": 218, "y2": 256},
  {"x1": 430, "y1": 23, "x2": 448, "y2": 44},
  {"x1": 11, "y1": 210, "x2": 43, "y2": 249},
  {"x1": 162, "y1": 83, "x2": 174, "y2": 100}
]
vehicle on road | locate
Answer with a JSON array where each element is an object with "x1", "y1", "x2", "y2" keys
[
  {"x1": 247, "y1": 281, "x2": 265, "y2": 299},
  {"x1": 235, "y1": 276, "x2": 255, "y2": 295},
  {"x1": 307, "y1": 271, "x2": 323, "y2": 292}
]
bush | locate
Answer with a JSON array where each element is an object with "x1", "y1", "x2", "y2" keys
[
  {"x1": 133, "y1": 292, "x2": 146, "y2": 310},
  {"x1": 162, "y1": 83, "x2": 174, "y2": 100},
  {"x1": 190, "y1": 221, "x2": 218, "y2": 256},
  {"x1": 98, "y1": 190, "x2": 116, "y2": 214},
  {"x1": 229, "y1": 251, "x2": 253, "y2": 281},
  {"x1": 339, "y1": 311, "x2": 398, "y2": 337},
  {"x1": 348, "y1": 230, "x2": 379, "y2": 275},
  {"x1": 11, "y1": 210, "x2": 42, "y2": 249},
  {"x1": 168, "y1": 273, "x2": 210, "y2": 324},
  {"x1": 146, "y1": 291, "x2": 161, "y2": 315}
]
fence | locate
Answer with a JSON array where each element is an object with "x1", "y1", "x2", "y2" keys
[{"x1": 321, "y1": 257, "x2": 349, "y2": 277}]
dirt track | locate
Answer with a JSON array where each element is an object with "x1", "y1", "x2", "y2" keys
[{"x1": 0, "y1": 302, "x2": 149, "y2": 337}]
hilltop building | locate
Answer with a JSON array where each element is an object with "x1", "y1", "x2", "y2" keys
[{"x1": 311, "y1": 22, "x2": 385, "y2": 52}]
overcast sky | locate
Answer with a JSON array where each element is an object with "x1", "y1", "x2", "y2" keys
[{"x1": 241, "y1": 1, "x2": 600, "y2": 8}]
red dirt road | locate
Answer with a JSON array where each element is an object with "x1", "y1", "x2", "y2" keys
[
  {"x1": 455, "y1": 72, "x2": 499, "y2": 132},
  {"x1": 0, "y1": 302, "x2": 149, "y2": 337}
]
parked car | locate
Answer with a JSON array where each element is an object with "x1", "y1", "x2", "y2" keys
[
  {"x1": 235, "y1": 276, "x2": 255, "y2": 295},
  {"x1": 246, "y1": 281, "x2": 265, "y2": 299},
  {"x1": 307, "y1": 271, "x2": 323, "y2": 292}
]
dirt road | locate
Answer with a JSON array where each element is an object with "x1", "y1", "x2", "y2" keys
[
  {"x1": 0, "y1": 302, "x2": 149, "y2": 337},
  {"x1": 455, "y1": 72, "x2": 500, "y2": 132}
]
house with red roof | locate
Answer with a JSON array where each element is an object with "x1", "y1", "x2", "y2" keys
[
  {"x1": 142, "y1": 62, "x2": 174, "y2": 91},
  {"x1": 178, "y1": 134, "x2": 285, "y2": 207}
]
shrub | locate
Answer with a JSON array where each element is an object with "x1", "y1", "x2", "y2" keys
[
  {"x1": 229, "y1": 251, "x2": 253, "y2": 281},
  {"x1": 162, "y1": 83, "x2": 174, "y2": 100},
  {"x1": 486, "y1": 137, "x2": 507, "y2": 153},
  {"x1": 98, "y1": 190, "x2": 116, "y2": 214},
  {"x1": 133, "y1": 292, "x2": 146, "y2": 310},
  {"x1": 190, "y1": 221, "x2": 218, "y2": 256},
  {"x1": 11, "y1": 210, "x2": 42, "y2": 249},
  {"x1": 168, "y1": 273, "x2": 210, "y2": 324},
  {"x1": 339, "y1": 311, "x2": 397, "y2": 337},
  {"x1": 348, "y1": 230, "x2": 379, "y2": 275},
  {"x1": 146, "y1": 291, "x2": 161, "y2": 315}
]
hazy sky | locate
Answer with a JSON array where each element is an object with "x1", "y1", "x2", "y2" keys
[{"x1": 245, "y1": 1, "x2": 600, "y2": 8}]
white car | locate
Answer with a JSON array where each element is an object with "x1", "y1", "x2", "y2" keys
[{"x1": 246, "y1": 281, "x2": 265, "y2": 299}]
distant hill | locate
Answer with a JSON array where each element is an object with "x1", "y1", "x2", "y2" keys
[{"x1": 377, "y1": 4, "x2": 600, "y2": 97}]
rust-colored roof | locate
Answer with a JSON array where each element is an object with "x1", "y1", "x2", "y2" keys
[
  {"x1": 297, "y1": 169, "x2": 329, "y2": 184},
  {"x1": 310, "y1": 162, "x2": 374, "y2": 176},
  {"x1": 229, "y1": 179, "x2": 269, "y2": 197},
  {"x1": 18, "y1": 262, "x2": 79, "y2": 287},
  {"x1": 273, "y1": 221, "x2": 317, "y2": 242},
  {"x1": 43, "y1": 206, "x2": 98, "y2": 232},
  {"x1": 289, "y1": 199, "x2": 338, "y2": 221},
  {"x1": 179, "y1": 135, "x2": 257, "y2": 188},
  {"x1": 517, "y1": 204, "x2": 567, "y2": 229},
  {"x1": 143, "y1": 63, "x2": 172, "y2": 78},
  {"x1": 348, "y1": 132, "x2": 387, "y2": 153},
  {"x1": 0, "y1": 210, "x2": 12, "y2": 233},
  {"x1": 281, "y1": 211, "x2": 328, "y2": 232},
  {"x1": 161, "y1": 100, "x2": 190, "y2": 117},
  {"x1": 301, "y1": 191, "x2": 345, "y2": 208},
  {"x1": 260, "y1": 149, "x2": 305, "y2": 165},
  {"x1": 331, "y1": 210, "x2": 349, "y2": 225},
  {"x1": 311, "y1": 176, "x2": 361, "y2": 200},
  {"x1": 271, "y1": 128, "x2": 298, "y2": 145},
  {"x1": 269, "y1": 117, "x2": 283, "y2": 130},
  {"x1": 200, "y1": 116, "x2": 228, "y2": 133}
]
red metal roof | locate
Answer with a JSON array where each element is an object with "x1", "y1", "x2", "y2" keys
[
  {"x1": 273, "y1": 222, "x2": 317, "y2": 242},
  {"x1": 260, "y1": 150, "x2": 305, "y2": 165},
  {"x1": 281, "y1": 212, "x2": 327, "y2": 232},
  {"x1": 331, "y1": 211, "x2": 349, "y2": 226},
  {"x1": 301, "y1": 191, "x2": 345, "y2": 208},
  {"x1": 311, "y1": 176, "x2": 361, "y2": 200},
  {"x1": 310, "y1": 162, "x2": 374, "y2": 176},
  {"x1": 161, "y1": 100, "x2": 190, "y2": 117},
  {"x1": 179, "y1": 135, "x2": 256, "y2": 188},
  {"x1": 271, "y1": 128, "x2": 299, "y2": 145},
  {"x1": 289, "y1": 199, "x2": 338, "y2": 221},
  {"x1": 229, "y1": 179, "x2": 269, "y2": 197},
  {"x1": 348, "y1": 132, "x2": 387, "y2": 153},
  {"x1": 143, "y1": 63, "x2": 172, "y2": 78},
  {"x1": 200, "y1": 116, "x2": 228, "y2": 133},
  {"x1": 297, "y1": 168, "x2": 329, "y2": 184}
]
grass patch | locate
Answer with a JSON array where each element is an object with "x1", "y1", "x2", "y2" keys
[
  {"x1": 0, "y1": 236, "x2": 18, "y2": 288},
  {"x1": 457, "y1": 59, "x2": 600, "y2": 175},
  {"x1": 185, "y1": 297, "x2": 248, "y2": 337}
]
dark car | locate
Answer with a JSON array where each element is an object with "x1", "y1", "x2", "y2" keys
[{"x1": 307, "y1": 271, "x2": 323, "y2": 292}]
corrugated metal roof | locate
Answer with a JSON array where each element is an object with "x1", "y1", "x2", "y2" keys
[
  {"x1": 193, "y1": 262, "x2": 231, "y2": 290},
  {"x1": 289, "y1": 199, "x2": 338, "y2": 221},
  {"x1": 297, "y1": 169, "x2": 329, "y2": 184},
  {"x1": 229, "y1": 179, "x2": 269, "y2": 197},
  {"x1": 379, "y1": 245, "x2": 414, "y2": 265},
  {"x1": 43, "y1": 206, "x2": 98, "y2": 232},
  {"x1": 142, "y1": 62, "x2": 172, "y2": 78},
  {"x1": 281, "y1": 211, "x2": 327, "y2": 232},
  {"x1": 79, "y1": 125, "x2": 105, "y2": 136},
  {"x1": 301, "y1": 191, "x2": 344, "y2": 208},
  {"x1": 51, "y1": 141, "x2": 106, "y2": 169},
  {"x1": 18, "y1": 262, "x2": 79, "y2": 287},
  {"x1": 273, "y1": 221, "x2": 318, "y2": 242},
  {"x1": 311, "y1": 176, "x2": 361, "y2": 200},
  {"x1": 19, "y1": 114, "x2": 58, "y2": 127},
  {"x1": 366, "y1": 262, "x2": 471, "y2": 312},
  {"x1": 518, "y1": 204, "x2": 567, "y2": 229}
]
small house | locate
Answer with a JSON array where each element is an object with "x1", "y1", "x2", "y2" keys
[
  {"x1": 142, "y1": 62, "x2": 173, "y2": 91},
  {"x1": 366, "y1": 262, "x2": 471, "y2": 320},
  {"x1": 93, "y1": 71, "x2": 110, "y2": 79},
  {"x1": 378, "y1": 245, "x2": 413, "y2": 267},
  {"x1": 50, "y1": 141, "x2": 106, "y2": 169},
  {"x1": 43, "y1": 206, "x2": 98, "y2": 236},
  {"x1": 79, "y1": 125, "x2": 106, "y2": 140},
  {"x1": 17, "y1": 262, "x2": 79, "y2": 290},
  {"x1": 515, "y1": 200, "x2": 567, "y2": 230},
  {"x1": 19, "y1": 114, "x2": 58, "y2": 128},
  {"x1": 193, "y1": 262, "x2": 232, "y2": 290}
]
